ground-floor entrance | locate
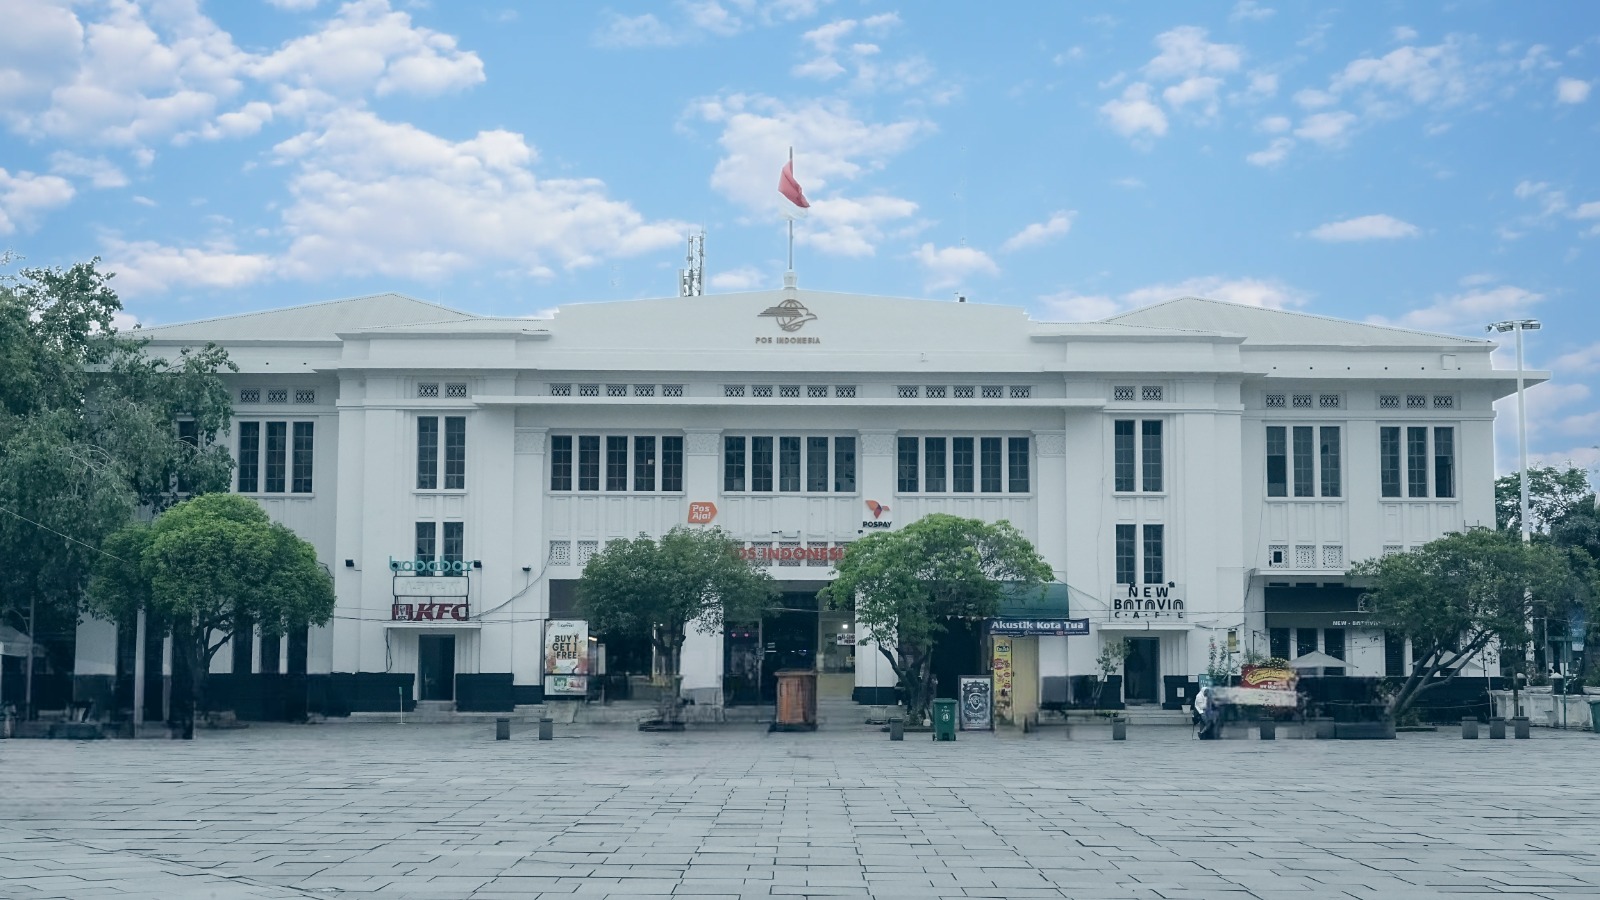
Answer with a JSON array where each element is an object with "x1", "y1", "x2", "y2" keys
[
  {"x1": 418, "y1": 634, "x2": 456, "y2": 701},
  {"x1": 1123, "y1": 636, "x2": 1160, "y2": 704}
]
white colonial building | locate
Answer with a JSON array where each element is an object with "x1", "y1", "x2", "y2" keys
[{"x1": 71, "y1": 280, "x2": 1537, "y2": 720}]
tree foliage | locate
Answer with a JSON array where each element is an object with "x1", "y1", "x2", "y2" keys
[
  {"x1": 88, "y1": 493, "x2": 335, "y2": 736},
  {"x1": 1350, "y1": 528, "x2": 1599, "y2": 717},
  {"x1": 577, "y1": 527, "x2": 775, "y2": 705},
  {"x1": 0, "y1": 259, "x2": 235, "y2": 638},
  {"x1": 820, "y1": 514, "x2": 1053, "y2": 722},
  {"x1": 1495, "y1": 466, "x2": 1595, "y2": 534}
]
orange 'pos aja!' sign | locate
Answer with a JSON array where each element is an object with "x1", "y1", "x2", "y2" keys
[{"x1": 688, "y1": 501, "x2": 717, "y2": 524}]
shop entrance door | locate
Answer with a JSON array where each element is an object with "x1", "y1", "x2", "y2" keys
[
  {"x1": 417, "y1": 634, "x2": 456, "y2": 701},
  {"x1": 760, "y1": 592, "x2": 819, "y2": 702},
  {"x1": 1123, "y1": 637, "x2": 1160, "y2": 704}
]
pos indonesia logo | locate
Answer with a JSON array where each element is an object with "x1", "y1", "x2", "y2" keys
[{"x1": 757, "y1": 298, "x2": 817, "y2": 332}]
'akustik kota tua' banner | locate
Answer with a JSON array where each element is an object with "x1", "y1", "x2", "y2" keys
[{"x1": 544, "y1": 620, "x2": 589, "y2": 696}]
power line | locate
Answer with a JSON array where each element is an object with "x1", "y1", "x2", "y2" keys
[{"x1": 0, "y1": 503, "x2": 129, "y2": 565}]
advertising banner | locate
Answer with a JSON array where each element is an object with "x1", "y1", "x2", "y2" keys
[
  {"x1": 959, "y1": 676, "x2": 993, "y2": 731},
  {"x1": 992, "y1": 637, "x2": 1014, "y2": 722},
  {"x1": 1234, "y1": 664, "x2": 1298, "y2": 708},
  {"x1": 986, "y1": 618, "x2": 1090, "y2": 636},
  {"x1": 544, "y1": 620, "x2": 590, "y2": 696}
]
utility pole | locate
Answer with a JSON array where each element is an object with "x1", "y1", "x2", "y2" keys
[
  {"x1": 25, "y1": 593, "x2": 34, "y2": 721},
  {"x1": 678, "y1": 232, "x2": 704, "y2": 297},
  {"x1": 132, "y1": 609, "x2": 147, "y2": 736}
]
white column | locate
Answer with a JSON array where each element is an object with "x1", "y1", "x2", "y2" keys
[
  {"x1": 1033, "y1": 428, "x2": 1069, "y2": 690},
  {"x1": 680, "y1": 430, "x2": 724, "y2": 704},
  {"x1": 853, "y1": 430, "x2": 898, "y2": 702},
  {"x1": 510, "y1": 422, "x2": 548, "y2": 693}
]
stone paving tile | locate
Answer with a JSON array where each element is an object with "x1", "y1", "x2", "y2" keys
[{"x1": 4, "y1": 723, "x2": 1600, "y2": 898}]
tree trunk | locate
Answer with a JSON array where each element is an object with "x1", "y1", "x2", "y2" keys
[{"x1": 895, "y1": 642, "x2": 932, "y2": 724}]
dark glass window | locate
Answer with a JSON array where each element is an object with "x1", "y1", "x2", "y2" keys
[
  {"x1": 232, "y1": 616, "x2": 254, "y2": 674},
  {"x1": 806, "y1": 437, "x2": 828, "y2": 492},
  {"x1": 897, "y1": 437, "x2": 919, "y2": 493},
  {"x1": 415, "y1": 521, "x2": 436, "y2": 565},
  {"x1": 661, "y1": 437, "x2": 683, "y2": 492},
  {"x1": 1008, "y1": 437, "x2": 1030, "y2": 493},
  {"x1": 443, "y1": 416, "x2": 465, "y2": 490},
  {"x1": 1292, "y1": 425, "x2": 1315, "y2": 497},
  {"x1": 952, "y1": 437, "x2": 974, "y2": 493},
  {"x1": 1434, "y1": 427, "x2": 1455, "y2": 499},
  {"x1": 1265, "y1": 426, "x2": 1287, "y2": 498},
  {"x1": 1141, "y1": 421, "x2": 1162, "y2": 492},
  {"x1": 577, "y1": 435, "x2": 600, "y2": 491},
  {"x1": 1385, "y1": 631, "x2": 1406, "y2": 676},
  {"x1": 550, "y1": 435, "x2": 572, "y2": 491},
  {"x1": 416, "y1": 417, "x2": 438, "y2": 489},
  {"x1": 751, "y1": 436, "x2": 774, "y2": 492},
  {"x1": 833, "y1": 437, "x2": 856, "y2": 493},
  {"x1": 724, "y1": 436, "x2": 746, "y2": 491},
  {"x1": 1296, "y1": 628, "x2": 1318, "y2": 658},
  {"x1": 176, "y1": 420, "x2": 198, "y2": 493},
  {"x1": 1324, "y1": 628, "x2": 1346, "y2": 660},
  {"x1": 980, "y1": 438, "x2": 1002, "y2": 492},
  {"x1": 237, "y1": 422, "x2": 259, "y2": 493},
  {"x1": 1142, "y1": 523, "x2": 1164, "y2": 584},
  {"x1": 606, "y1": 436, "x2": 628, "y2": 491},
  {"x1": 924, "y1": 438, "x2": 947, "y2": 493},
  {"x1": 634, "y1": 436, "x2": 656, "y2": 492},
  {"x1": 291, "y1": 422, "x2": 314, "y2": 493},
  {"x1": 1114, "y1": 420, "x2": 1135, "y2": 492},
  {"x1": 1115, "y1": 524, "x2": 1136, "y2": 584},
  {"x1": 1406, "y1": 426, "x2": 1428, "y2": 497},
  {"x1": 1269, "y1": 628, "x2": 1291, "y2": 660},
  {"x1": 778, "y1": 436, "x2": 801, "y2": 492},
  {"x1": 259, "y1": 631, "x2": 281, "y2": 675},
  {"x1": 264, "y1": 422, "x2": 287, "y2": 493},
  {"x1": 1380, "y1": 427, "x2": 1401, "y2": 498},
  {"x1": 442, "y1": 522, "x2": 464, "y2": 566},
  {"x1": 1320, "y1": 426, "x2": 1341, "y2": 498}
]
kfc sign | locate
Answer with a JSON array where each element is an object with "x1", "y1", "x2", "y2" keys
[{"x1": 392, "y1": 602, "x2": 469, "y2": 622}]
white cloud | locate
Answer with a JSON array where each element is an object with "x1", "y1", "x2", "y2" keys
[
  {"x1": 1041, "y1": 275, "x2": 1308, "y2": 321},
  {"x1": 1294, "y1": 110, "x2": 1358, "y2": 146},
  {"x1": 790, "y1": 14, "x2": 930, "y2": 94},
  {"x1": 1527, "y1": 444, "x2": 1600, "y2": 474},
  {"x1": 1246, "y1": 137, "x2": 1293, "y2": 167},
  {"x1": 1241, "y1": 71, "x2": 1278, "y2": 100},
  {"x1": 1162, "y1": 76, "x2": 1223, "y2": 117},
  {"x1": 1259, "y1": 115, "x2": 1291, "y2": 133},
  {"x1": 689, "y1": 92, "x2": 931, "y2": 256},
  {"x1": 1551, "y1": 342, "x2": 1600, "y2": 374},
  {"x1": 1230, "y1": 1, "x2": 1274, "y2": 23},
  {"x1": 250, "y1": 0, "x2": 484, "y2": 98},
  {"x1": 911, "y1": 243, "x2": 998, "y2": 291},
  {"x1": 1393, "y1": 26, "x2": 1418, "y2": 42},
  {"x1": 1143, "y1": 26, "x2": 1242, "y2": 80},
  {"x1": 709, "y1": 265, "x2": 766, "y2": 291},
  {"x1": 48, "y1": 151, "x2": 128, "y2": 188},
  {"x1": 1293, "y1": 88, "x2": 1336, "y2": 109},
  {"x1": 266, "y1": 0, "x2": 322, "y2": 10},
  {"x1": 1001, "y1": 211, "x2": 1074, "y2": 253},
  {"x1": 0, "y1": 167, "x2": 75, "y2": 234},
  {"x1": 1373, "y1": 284, "x2": 1543, "y2": 334},
  {"x1": 1556, "y1": 77, "x2": 1591, "y2": 104},
  {"x1": 1330, "y1": 39, "x2": 1471, "y2": 107},
  {"x1": 1573, "y1": 201, "x2": 1600, "y2": 220},
  {"x1": 1100, "y1": 82, "x2": 1167, "y2": 139},
  {"x1": 1308, "y1": 214, "x2": 1421, "y2": 242},
  {"x1": 592, "y1": 13, "x2": 682, "y2": 48},
  {"x1": 103, "y1": 237, "x2": 273, "y2": 295}
]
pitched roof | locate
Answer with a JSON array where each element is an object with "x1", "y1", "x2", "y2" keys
[
  {"x1": 1103, "y1": 297, "x2": 1488, "y2": 347},
  {"x1": 136, "y1": 293, "x2": 478, "y2": 342}
]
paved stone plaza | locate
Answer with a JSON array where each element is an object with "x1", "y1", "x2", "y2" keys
[{"x1": 2, "y1": 721, "x2": 1599, "y2": 899}]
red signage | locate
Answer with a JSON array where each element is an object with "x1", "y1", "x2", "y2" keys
[
  {"x1": 740, "y1": 545, "x2": 844, "y2": 562},
  {"x1": 392, "y1": 602, "x2": 469, "y2": 622},
  {"x1": 688, "y1": 501, "x2": 718, "y2": 524}
]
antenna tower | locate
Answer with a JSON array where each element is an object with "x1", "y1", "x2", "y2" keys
[{"x1": 678, "y1": 231, "x2": 704, "y2": 297}]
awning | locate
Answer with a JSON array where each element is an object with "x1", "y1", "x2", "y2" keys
[{"x1": 0, "y1": 625, "x2": 45, "y2": 658}]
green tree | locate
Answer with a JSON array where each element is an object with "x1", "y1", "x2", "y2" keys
[
  {"x1": 88, "y1": 494, "x2": 335, "y2": 738},
  {"x1": 1350, "y1": 528, "x2": 1599, "y2": 718},
  {"x1": 0, "y1": 260, "x2": 236, "y2": 650},
  {"x1": 1495, "y1": 466, "x2": 1595, "y2": 533},
  {"x1": 577, "y1": 526, "x2": 775, "y2": 726},
  {"x1": 820, "y1": 514, "x2": 1053, "y2": 724}
]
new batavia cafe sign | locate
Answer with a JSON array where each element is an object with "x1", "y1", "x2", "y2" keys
[
  {"x1": 1109, "y1": 582, "x2": 1185, "y2": 620},
  {"x1": 389, "y1": 556, "x2": 476, "y2": 622}
]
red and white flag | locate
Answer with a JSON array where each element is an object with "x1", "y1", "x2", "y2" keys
[{"x1": 778, "y1": 160, "x2": 810, "y2": 209}]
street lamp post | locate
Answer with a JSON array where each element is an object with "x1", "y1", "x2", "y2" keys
[{"x1": 1487, "y1": 318, "x2": 1540, "y2": 717}]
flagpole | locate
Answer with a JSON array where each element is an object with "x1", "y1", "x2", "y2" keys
[{"x1": 787, "y1": 147, "x2": 794, "y2": 273}]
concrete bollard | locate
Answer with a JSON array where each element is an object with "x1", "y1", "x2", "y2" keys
[
  {"x1": 538, "y1": 717, "x2": 553, "y2": 741},
  {"x1": 1314, "y1": 718, "x2": 1336, "y2": 740},
  {"x1": 1111, "y1": 717, "x2": 1127, "y2": 741},
  {"x1": 1513, "y1": 716, "x2": 1530, "y2": 740},
  {"x1": 889, "y1": 718, "x2": 903, "y2": 741},
  {"x1": 495, "y1": 718, "x2": 510, "y2": 741},
  {"x1": 1461, "y1": 717, "x2": 1478, "y2": 740},
  {"x1": 1259, "y1": 720, "x2": 1275, "y2": 741},
  {"x1": 1489, "y1": 716, "x2": 1506, "y2": 740}
]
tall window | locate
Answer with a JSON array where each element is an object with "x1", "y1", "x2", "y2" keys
[
  {"x1": 778, "y1": 437, "x2": 801, "y2": 492},
  {"x1": 578, "y1": 436, "x2": 600, "y2": 491},
  {"x1": 1265, "y1": 426, "x2": 1287, "y2": 497},
  {"x1": 1008, "y1": 438, "x2": 1030, "y2": 493},
  {"x1": 1380, "y1": 427, "x2": 1401, "y2": 498},
  {"x1": 634, "y1": 436, "x2": 656, "y2": 492},
  {"x1": 661, "y1": 437, "x2": 683, "y2": 492},
  {"x1": 1141, "y1": 421, "x2": 1163, "y2": 492},
  {"x1": 292, "y1": 422, "x2": 314, "y2": 493},
  {"x1": 1115, "y1": 524, "x2": 1136, "y2": 584},
  {"x1": 1268, "y1": 425, "x2": 1340, "y2": 498},
  {"x1": 606, "y1": 436, "x2": 628, "y2": 491},
  {"x1": 897, "y1": 437, "x2": 919, "y2": 493},
  {"x1": 952, "y1": 437, "x2": 975, "y2": 493},
  {"x1": 833, "y1": 437, "x2": 856, "y2": 492},
  {"x1": 1270, "y1": 628, "x2": 1291, "y2": 660},
  {"x1": 550, "y1": 435, "x2": 572, "y2": 491},
  {"x1": 1323, "y1": 628, "x2": 1345, "y2": 661},
  {"x1": 1385, "y1": 631, "x2": 1406, "y2": 676},
  {"x1": 264, "y1": 422, "x2": 287, "y2": 493},
  {"x1": 417, "y1": 417, "x2": 438, "y2": 489},
  {"x1": 1113, "y1": 421, "x2": 1135, "y2": 492},
  {"x1": 924, "y1": 438, "x2": 947, "y2": 492},
  {"x1": 980, "y1": 438, "x2": 1002, "y2": 492},
  {"x1": 1406, "y1": 426, "x2": 1428, "y2": 497},
  {"x1": 751, "y1": 436, "x2": 774, "y2": 492},
  {"x1": 176, "y1": 420, "x2": 199, "y2": 493},
  {"x1": 1142, "y1": 524, "x2": 1164, "y2": 583},
  {"x1": 442, "y1": 522, "x2": 464, "y2": 566},
  {"x1": 1296, "y1": 628, "x2": 1318, "y2": 658},
  {"x1": 722, "y1": 435, "x2": 854, "y2": 493},
  {"x1": 443, "y1": 417, "x2": 465, "y2": 489},
  {"x1": 237, "y1": 422, "x2": 260, "y2": 493},
  {"x1": 415, "y1": 522, "x2": 436, "y2": 565},
  {"x1": 724, "y1": 436, "x2": 746, "y2": 491},
  {"x1": 1114, "y1": 420, "x2": 1162, "y2": 493},
  {"x1": 1433, "y1": 427, "x2": 1455, "y2": 499},
  {"x1": 806, "y1": 437, "x2": 828, "y2": 492},
  {"x1": 897, "y1": 436, "x2": 1028, "y2": 493}
]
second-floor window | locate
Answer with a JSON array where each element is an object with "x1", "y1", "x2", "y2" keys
[
  {"x1": 237, "y1": 420, "x2": 313, "y2": 494},
  {"x1": 897, "y1": 436, "x2": 1029, "y2": 494},
  {"x1": 1113, "y1": 420, "x2": 1163, "y2": 492},
  {"x1": 1114, "y1": 523, "x2": 1165, "y2": 583},
  {"x1": 417, "y1": 416, "x2": 465, "y2": 490},
  {"x1": 1266, "y1": 425, "x2": 1341, "y2": 498},
  {"x1": 1380, "y1": 426, "x2": 1454, "y2": 498},
  {"x1": 551, "y1": 434, "x2": 684, "y2": 493},
  {"x1": 724, "y1": 435, "x2": 856, "y2": 493}
]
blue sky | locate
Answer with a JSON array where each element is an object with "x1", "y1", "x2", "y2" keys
[{"x1": 1, "y1": 0, "x2": 1597, "y2": 474}]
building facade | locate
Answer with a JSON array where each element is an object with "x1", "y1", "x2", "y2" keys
[{"x1": 72, "y1": 284, "x2": 1536, "y2": 717}]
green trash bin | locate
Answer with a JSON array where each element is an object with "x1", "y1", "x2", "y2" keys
[
  {"x1": 1589, "y1": 700, "x2": 1600, "y2": 734},
  {"x1": 932, "y1": 698, "x2": 957, "y2": 741}
]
